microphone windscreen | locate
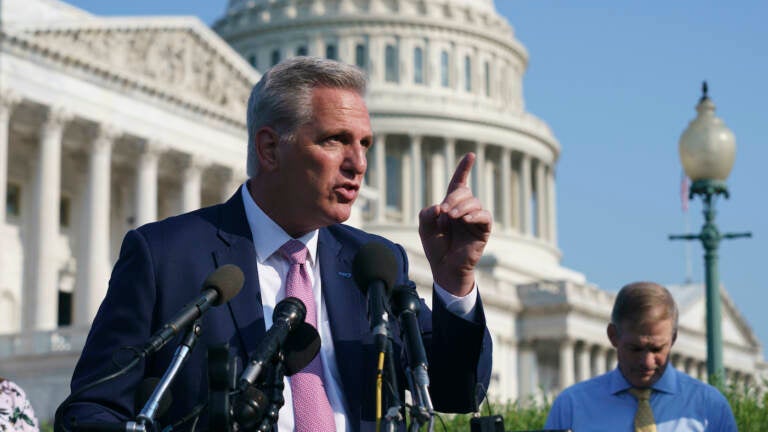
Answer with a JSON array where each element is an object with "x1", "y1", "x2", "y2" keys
[
  {"x1": 134, "y1": 377, "x2": 173, "y2": 417},
  {"x1": 205, "y1": 264, "x2": 245, "y2": 305},
  {"x1": 282, "y1": 322, "x2": 321, "y2": 376},
  {"x1": 273, "y1": 296, "x2": 307, "y2": 326},
  {"x1": 352, "y1": 242, "x2": 398, "y2": 295}
]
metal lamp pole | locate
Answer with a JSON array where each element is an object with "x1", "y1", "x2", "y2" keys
[{"x1": 668, "y1": 83, "x2": 750, "y2": 388}]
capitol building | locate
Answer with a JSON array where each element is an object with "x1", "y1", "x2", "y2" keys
[{"x1": 0, "y1": 0, "x2": 765, "y2": 421}]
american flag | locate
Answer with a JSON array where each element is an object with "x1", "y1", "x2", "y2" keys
[{"x1": 681, "y1": 171, "x2": 690, "y2": 212}]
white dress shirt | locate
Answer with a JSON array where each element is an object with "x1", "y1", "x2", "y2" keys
[{"x1": 240, "y1": 184, "x2": 476, "y2": 431}]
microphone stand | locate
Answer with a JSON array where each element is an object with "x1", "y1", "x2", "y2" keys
[
  {"x1": 137, "y1": 320, "x2": 202, "y2": 430},
  {"x1": 380, "y1": 327, "x2": 404, "y2": 432},
  {"x1": 393, "y1": 282, "x2": 434, "y2": 432},
  {"x1": 256, "y1": 357, "x2": 286, "y2": 432}
]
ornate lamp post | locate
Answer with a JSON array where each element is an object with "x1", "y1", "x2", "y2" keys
[{"x1": 669, "y1": 82, "x2": 751, "y2": 387}]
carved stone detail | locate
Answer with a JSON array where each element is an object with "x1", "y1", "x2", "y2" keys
[{"x1": 30, "y1": 28, "x2": 252, "y2": 115}]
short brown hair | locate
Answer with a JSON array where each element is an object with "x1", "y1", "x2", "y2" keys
[{"x1": 611, "y1": 281, "x2": 678, "y2": 332}]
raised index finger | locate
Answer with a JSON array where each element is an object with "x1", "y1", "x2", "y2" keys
[{"x1": 446, "y1": 152, "x2": 476, "y2": 194}]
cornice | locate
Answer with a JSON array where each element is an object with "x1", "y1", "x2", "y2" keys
[
  {"x1": 369, "y1": 109, "x2": 560, "y2": 157},
  {"x1": 217, "y1": 13, "x2": 528, "y2": 64},
  {"x1": 2, "y1": 18, "x2": 260, "y2": 129}
]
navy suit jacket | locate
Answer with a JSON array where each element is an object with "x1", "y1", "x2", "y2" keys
[{"x1": 59, "y1": 191, "x2": 492, "y2": 431}]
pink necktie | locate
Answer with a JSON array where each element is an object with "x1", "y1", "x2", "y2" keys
[{"x1": 279, "y1": 239, "x2": 337, "y2": 432}]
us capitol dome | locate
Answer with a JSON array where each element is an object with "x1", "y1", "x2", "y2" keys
[{"x1": 214, "y1": 0, "x2": 574, "y2": 285}]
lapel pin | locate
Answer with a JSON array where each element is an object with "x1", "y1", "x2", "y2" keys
[{"x1": 337, "y1": 271, "x2": 352, "y2": 278}]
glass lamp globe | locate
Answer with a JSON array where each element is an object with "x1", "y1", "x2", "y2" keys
[{"x1": 678, "y1": 83, "x2": 736, "y2": 182}]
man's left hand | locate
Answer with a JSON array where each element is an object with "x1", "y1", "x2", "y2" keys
[{"x1": 418, "y1": 152, "x2": 492, "y2": 297}]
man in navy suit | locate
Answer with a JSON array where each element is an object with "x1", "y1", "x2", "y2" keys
[{"x1": 58, "y1": 56, "x2": 492, "y2": 431}]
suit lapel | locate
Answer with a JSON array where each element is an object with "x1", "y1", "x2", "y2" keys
[
  {"x1": 213, "y1": 191, "x2": 266, "y2": 359},
  {"x1": 318, "y1": 228, "x2": 368, "y2": 428}
]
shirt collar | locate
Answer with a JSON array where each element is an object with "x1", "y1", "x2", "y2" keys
[
  {"x1": 608, "y1": 363, "x2": 679, "y2": 396},
  {"x1": 241, "y1": 182, "x2": 319, "y2": 265}
]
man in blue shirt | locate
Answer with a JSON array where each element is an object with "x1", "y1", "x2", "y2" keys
[{"x1": 545, "y1": 281, "x2": 737, "y2": 431}]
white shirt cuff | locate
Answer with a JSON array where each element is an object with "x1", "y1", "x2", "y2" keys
[{"x1": 433, "y1": 282, "x2": 478, "y2": 320}]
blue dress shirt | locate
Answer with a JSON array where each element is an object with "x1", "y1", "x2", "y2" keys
[{"x1": 544, "y1": 366, "x2": 737, "y2": 431}]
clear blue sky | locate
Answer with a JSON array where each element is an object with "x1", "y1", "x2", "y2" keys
[{"x1": 66, "y1": 1, "x2": 768, "y2": 356}]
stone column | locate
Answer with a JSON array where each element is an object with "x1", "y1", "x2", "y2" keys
[
  {"x1": 444, "y1": 137, "x2": 456, "y2": 182},
  {"x1": 220, "y1": 166, "x2": 246, "y2": 202},
  {"x1": 558, "y1": 339, "x2": 575, "y2": 390},
  {"x1": 374, "y1": 134, "x2": 386, "y2": 222},
  {"x1": 592, "y1": 345, "x2": 607, "y2": 376},
  {"x1": 134, "y1": 141, "x2": 164, "y2": 227},
  {"x1": 401, "y1": 147, "x2": 412, "y2": 223},
  {"x1": 520, "y1": 154, "x2": 532, "y2": 236},
  {"x1": 473, "y1": 142, "x2": 486, "y2": 199},
  {"x1": 0, "y1": 90, "x2": 20, "y2": 226},
  {"x1": 577, "y1": 342, "x2": 591, "y2": 382},
  {"x1": 500, "y1": 147, "x2": 512, "y2": 233},
  {"x1": 76, "y1": 125, "x2": 118, "y2": 325},
  {"x1": 27, "y1": 107, "x2": 71, "y2": 330},
  {"x1": 547, "y1": 164, "x2": 558, "y2": 244},
  {"x1": 483, "y1": 148, "x2": 495, "y2": 217},
  {"x1": 180, "y1": 155, "x2": 207, "y2": 213},
  {"x1": 518, "y1": 343, "x2": 538, "y2": 398},
  {"x1": 410, "y1": 135, "x2": 423, "y2": 223},
  {"x1": 534, "y1": 159, "x2": 546, "y2": 239},
  {"x1": 430, "y1": 147, "x2": 446, "y2": 204}
]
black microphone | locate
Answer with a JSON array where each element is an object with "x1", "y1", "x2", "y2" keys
[
  {"x1": 392, "y1": 281, "x2": 434, "y2": 420},
  {"x1": 232, "y1": 323, "x2": 320, "y2": 431},
  {"x1": 391, "y1": 281, "x2": 428, "y2": 372},
  {"x1": 352, "y1": 242, "x2": 398, "y2": 352},
  {"x1": 238, "y1": 297, "x2": 307, "y2": 389},
  {"x1": 142, "y1": 265, "x2": 244, "y2": 356}
]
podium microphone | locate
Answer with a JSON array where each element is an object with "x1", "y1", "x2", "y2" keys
[
  {"x1": 238, "y1": 297, "x2": 307, "y2": 389},
  {"x1": 352, "y1": 242, "x2": 398, "y2": 353},
  {"x1": 142, "y1": 265, "x2": 244, "y2": 356},
  {"x1": 392, "y1": 281, "x2": 434, "y2": 428}
]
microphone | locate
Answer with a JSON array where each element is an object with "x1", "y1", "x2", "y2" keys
[
  {"x1": 391, "y1": 281, "x2": 428, "y2": 372},
  {"x1": 352, "y1": 242, "x2": 398, "y2": 352},
  {"x1": 232, "y1": 322, "x2": 320, "y2": 430},
  {"x1": 391, "y1": 281, "x2": 434, "y2": 422},
  {"x1": 142, "y1": 265, "x2": 244, "y2": 356},
  {"x1": 238, "y1": 297, "x2": 308, "y2": 389}
]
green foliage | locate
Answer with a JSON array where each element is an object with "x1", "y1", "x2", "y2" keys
[
  {"x1": 434, "y1": 395, "x2": 550, "y2": 432},
  {"x1": 725, "y1": 381, "x2": 768, "y2": 432},
  {"x1": 40, "y1": 385, "x2": 768, "y2": 432},
  {"x1": 430, "y1": 383, "x2": 768, "y2": 432}
]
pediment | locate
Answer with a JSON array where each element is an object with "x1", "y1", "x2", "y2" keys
[
  {"x1": 18, "y1": 17, "x2": 259, "y2": 124},
  {"x1": 670, "y1": 283, "x2": 760, "y2": 350}
]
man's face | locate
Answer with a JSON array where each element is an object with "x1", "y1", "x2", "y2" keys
[
  {"x1": 608, "y1": 315, "x2": 676, "y2": 388},
  {"x1": 271, "y1": 87, "x2": 372, "y2": 235}
]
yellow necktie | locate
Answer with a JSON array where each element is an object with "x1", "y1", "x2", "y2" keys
[{"x1": 628, "y1": 388, "x2": 657, "y2": 432}]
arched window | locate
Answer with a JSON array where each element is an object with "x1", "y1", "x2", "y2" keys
[
  {"x1": 484, "y1": 61, "x2": 491, "y2": 96},
  {"x1": 385, "y1": 44, "x2": 399, "y2": 82},
  {"x1": 414, "y1": 47, "x2": 424, "y2": 84},
  {"x1": 464, "y1": 55, "x2": 472, "y2": 92},
  {"x1": 271, "y1": 49, "x2": 281, "y2": 66},
  {"x1": 326, "y1": 44, "x2": 337, "y2": 60},
  {"x1": 440, "y1": 50, "x2": 450, "y2": 87},
  {"x1": 296, "y1": 45, "x2": 308, "y2": 56},
  {"x1": 355, "y1": 43, "x2": 367, "y2": 70},
  {"x1": 248, "y1": 54, "x2": 257, "y2": 67}
]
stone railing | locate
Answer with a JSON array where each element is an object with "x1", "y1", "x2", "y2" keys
[{"x1": 0, "y1": 326, "x2": 89, "y2": 358}]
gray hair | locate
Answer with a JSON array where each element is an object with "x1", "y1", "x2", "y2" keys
[
  {"x1": 246, "y1": 56, "x2": 368, "y2": 177},
  {"x1": 611, "y1": 281, "x2": 679, "y2": 334}
]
